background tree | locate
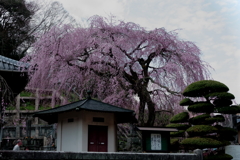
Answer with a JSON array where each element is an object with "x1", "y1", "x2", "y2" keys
[
  {"x1": 0, "y1": 0, "x2": 76, "y2": 60},
  {"x1": 0, "y1": 0, "x2": 34, "y2": 60},
  {"x1": 180, "y1": 80, "x2": 239, "y2": 160},
  {"x1": 22, "y1": 15, "x2": 210, "y2": 126},
  {"x1": 0, "y1": 76, "x2": 15, "y2": 143}
]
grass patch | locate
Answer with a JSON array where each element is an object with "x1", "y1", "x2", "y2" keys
[{"x1": 20, "y1": 91, "x2": 33, "y2": 97}]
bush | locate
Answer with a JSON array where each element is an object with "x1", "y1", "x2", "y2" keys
[
  {"x1": 170, "y1": 112, "x2": 189, "y2": 123},
  {"x1": 170, "y1": 130, "x2": 185, "y2": 137},
  {"x1": 179, "y1": 98, "x2": 193, "y2": 106},
  {"x1": 181, "y1": 137, "x2": 223, "y2": 149},
  {"x1": 186, "y1": 125, "x2": 217, "y2": 136},
  {"x1": 213, "y1": 99, "x2": 232, "y2": 106},
  {"x1": 182, "y1": 80, "x2": 229, "y2": 97},
  {"x1": 217, "y1": 105, "x2": 240, "y2": 114},
  {"x1": 166, "y1": 123, "x2": 190, "y2": 130},
  {"x1": 206, "y1": 92, "x2": 235, "y2": 99},
  {"x1": 189, "y1": 114, "x2": 210, "y2": 125},
  {"x1": 170, "y1": 138, "x2": 179, "y2": 145},
  {"x1": 170, "y1": 138, "x2": 179, "y2": 151},
  {"x1": 205, "y1": 115, "x2": 225, "y2": 123},
  {"x1": 218, "y1": 127, "x2": 238, "y2": 135},
  {"x1": 188, "y1": 102, "x2": 214, "y2": 113}
]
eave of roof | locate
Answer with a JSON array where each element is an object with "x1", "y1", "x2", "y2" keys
[
  {"x1": 34, "y1": 98, "x2": 134, "y2": 115},
  {"x1": 137, "y1": 127, "x2": 178, "y2": 132},
  {"x1": 0, "y1": 55, "x2": 28, "y2": 72},
  {"x1": 34, "y1": 98, "x2": 137, "y2": 124},
  {"x1": 0, "y1": 55, "x2": 29, "y2": 97}
]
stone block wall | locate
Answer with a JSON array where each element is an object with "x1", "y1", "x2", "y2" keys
[{"x1": 0, "y1": 149, "x2": 203, "y2": 160}]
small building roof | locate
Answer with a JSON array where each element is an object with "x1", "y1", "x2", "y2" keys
[
  {"x1": 0, "y1": 55, "x2": 28, "y2": 96},
  {"x1": 0, "y1": 55, "x2": 28, "y2": 72},
  {"x1": 137, "y1": 127, "x2": 178, "y2": 132},
  {"x1": 34, "y1": 97, "x2": 137, "y2": 124}
]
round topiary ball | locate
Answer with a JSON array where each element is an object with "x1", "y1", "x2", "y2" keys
[{"x1": 183, "y1": 80, "x2": 229, "y2": 97}]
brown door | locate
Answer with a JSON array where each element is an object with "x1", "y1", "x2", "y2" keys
[{"x1": 88, "y1": 125, "x2": 108, "y2": 152}]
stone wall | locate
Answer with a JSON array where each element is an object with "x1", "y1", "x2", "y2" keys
[{"x1": 0, "y1": 149, "x2": 203, "y2": 160}]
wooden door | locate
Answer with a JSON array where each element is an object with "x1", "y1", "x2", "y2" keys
[{"x1": 88, "y1": 125, "x2": 108, "y2": 152}]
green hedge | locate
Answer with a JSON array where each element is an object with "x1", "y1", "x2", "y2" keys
[
  {"x1": 170, "y1": 138, "x2": 179, "y2": 145},
  {"x1": 170, "y1": 112, "x2": 189, "y2": 123},
  {"x1": 186, "y1": 125, "x2": 217, "y2": 136},
  {"x1": 181, "y1": 137, "x2": 223, "y2": 149},
  {"x1": 206, "y1": 92, "x2": 235, "y2": 99},
  {"x1": 219, "y1": 140, "x2": 231, "y2": 146},
  {"x1": 182, "y1": 80, "x2": 229, "y2": 97},
  {"x1": 218, "y1": 127, "x2": 238, "y2": 135},
  {"x1": 217, "y1": 105, "x2": 240, "y2": 114},
  {"x1": 189, "y1": 114, "x2": 210, "y2": 125},
  {"x1": 170, "y1": 130, "x2": 185, "y2": 137},
  {"x1": 166, "y1": 123, "x2": 190, "y2": 130},
  {"x1": 179, "y1": 98, "x2": 193, "y2": 106},
  {"x1": 213, "y1": 99, "x2": 232, "y2": 106},
  {"x1": 188, "y1": 102, "x2": 214, "y2": 113},
  {"x1": 205, "y1": 115, "x2": 225, "y2": 123}
]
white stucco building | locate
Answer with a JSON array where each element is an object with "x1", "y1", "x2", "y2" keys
[{"x1": 34, "y1": 96, "x2": 136, "y2": 152}]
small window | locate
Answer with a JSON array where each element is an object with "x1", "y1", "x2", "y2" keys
[
  {"x1": 93, "y1": 117, "x2": 104, "y2": 122},
  {"x1": 68, "y1": 118, "x2": 74, "y2": 123}
]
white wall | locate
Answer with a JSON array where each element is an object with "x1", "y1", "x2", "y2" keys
[
  {"x1": 225, "y1": 145, "x2": 240, "y2": 160},
  {"x1": 57, "y1": 110, "x2": 117, "y2": 152}
]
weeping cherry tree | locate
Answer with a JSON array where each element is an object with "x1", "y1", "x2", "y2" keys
[{"x1": 22, "y1": 15, "x2": 210, "y2": 126}]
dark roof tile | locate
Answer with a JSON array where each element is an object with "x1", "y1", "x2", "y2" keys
[
  {"x1": 34, "y1": 98, "x2": 137, "y2": 124},
  {"x1": 0, "y1": 55, "x2": 28, "y2": 72}
]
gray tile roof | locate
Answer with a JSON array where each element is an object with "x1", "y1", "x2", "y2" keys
[
  {"x1": 34, "y1": 98, "x2": 137, "y2": 124},
  {"x1": 0, "y1": 55, "x2": 28, "y2": 72},
  {"x1": 35, "y1": 98, "x2": 134, "y2": 115},
  {"x1": 0, "y1": 55, "x2": 29, "y2": 97}
]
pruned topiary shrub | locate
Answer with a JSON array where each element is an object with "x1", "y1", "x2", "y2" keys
[
  {"x1": 170, "y1": 138, "x2": 180, "y2": 152},
  {"x1": 181, "y1": 137, "x2": 223, "y2": 149},
  {"x1": 206, "y1": 92, "x2": 235, "y2": 100},
  {"x1": 179, "y1": 98, "x2": 193, "y2": 106},
  {"x1": 189, "y1": 114, "x2": 210, "y2": 125},
  {"x1": 213, "y1": 99, "x2": 233, "y2": 106},
  {"x1": 188, "y1": 102, "x2": 214, "y2": 113},
  {"x1": 205, "y1": 115, "x2": 225, "y2": 123},
  {"x1": 183, "y1": 80, "x2": 229, "y2": 97},
  {"x1": 186, "y1": 125, "x2": 218, "y2": 136},
  {"x1": 217, "y1": 105, "x2": 240, "y2": 114},
  {"x1": 168, "y1": 111, "x2": 190, "y2": 151},
  {"x1": 179, "y1": 80, "x2": 239, "y2": 159},
  {"x1": 218, "y1": 127, "x2": 238, "y2": 137},
  {"x1": 170, "y1": 130, "x2": 185, "y2": 137},
  {"x1": 170, "y1": 112, "x2": 189, "y2": 123},
  {"x1": 166, "y1": 123, "x2": 190, "y2": 130}
]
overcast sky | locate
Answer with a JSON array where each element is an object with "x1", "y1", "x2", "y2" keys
[{"x1": 53, "y1": 0, "x2": 240, "y2": 103}]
